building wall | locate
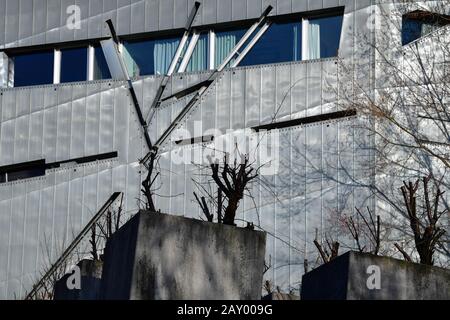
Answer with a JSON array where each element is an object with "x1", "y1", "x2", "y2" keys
[
  {"x1": 0, "y1": 0, "x2": 372, "y2": 49},
  {"x1": 0, "y1": 0, "x2": 379, "y2": 299},
  {"x1": 372, "y1": 1, "x2": 450, "y2": 267}
]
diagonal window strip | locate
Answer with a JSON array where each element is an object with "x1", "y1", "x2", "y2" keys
[
  {"x1": 252, "y1": 109, "x2": 357, "y2": 132},
  {"x1": 174, "y1": 135, "x2": 215, "y2": 146},
  {"x1": 0, "y1": 152, "x2": 118, "y2": 183}
]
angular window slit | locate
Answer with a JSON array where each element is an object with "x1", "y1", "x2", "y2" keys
[
  {"x1": 161, "y1": 80, "x2": 214, "y2": 102},
  {"x1": 46, "y1": 152, "x2": 118, "y2": 169},
  {"x1": 0, "y1": 152, "x2": 118, "y2": 183},
  {"x1": 252, "y1": 109, "x2": 357, "y2": 132},
  {"x1": 0, "y1": 159, "x2": 46, "y2": 183},
  {"x1": 174, "y1": 135, "x2": 215, "y2": 146}
]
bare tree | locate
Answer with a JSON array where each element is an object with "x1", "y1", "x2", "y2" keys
[
  {"x1": 193, "y1": 154, "x2": 258, "y2": 226},
  {"x1": 344, "y1": 207, "x2": 382, "y2": 256},
  {"x1": 395, "y1": 175, "x2": 447, "y2": 265},
  {"x1": 313, "y1": 229, "x2": 340, "y2": 264},
  {"x1": 331, "y1": 0, "x2": 450, "y2": 266},
  {"x1": 89, "y1": 195, "x2": 125, "y2": 261},
  {"x1": 141, "y1": 148, "x2": 159, "y2": 212}
]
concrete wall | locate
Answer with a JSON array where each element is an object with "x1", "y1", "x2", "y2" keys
[
  {"x1": 100, "y1": 211, "x2": 266, "y2": 300},
  {"x1": 54, "y1": 259, "x2": 103, "y2": 300},
  {"x1": 301, "y1": 251, "x2": 450, "y2": 300},
  {"x1": 262, "y1": 292, "x2": 300, "y2": 300}
]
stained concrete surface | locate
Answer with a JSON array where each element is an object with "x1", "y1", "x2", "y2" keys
[
  {"x1": 100, "y1": 211, "x2": 267, "y2": 300},
  {"x1": 301, "y1": 251, "x2": 450, "y2": 300}
]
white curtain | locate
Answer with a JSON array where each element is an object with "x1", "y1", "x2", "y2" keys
[{"x1": 308, "y1": 22, "x2": 321, "y2": 60}]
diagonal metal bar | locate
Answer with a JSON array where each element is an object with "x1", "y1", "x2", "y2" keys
[
  {"x1": 141, "y1": 5, "x2": 273, "y2": 164},
  {"x1": 217, "y1": 5, "x2": 273, "y2": 71},
  {"x1": 160, "y1": 79, "x2": 214, "y2": 102},
  {"x1": 25, "y1": 192, "x2": 123, "y2": 300},
  {"x1": 103, "y1": 20, "x2": 153, "y2": 151},
  {"x1": 231, "y1": 21, "x2": 272, "y2": 68},
  {"x1": 146, "y1": 1, "x2": 202, "y2": 125},
  {"x1": 177, "y1": 31, "x2": 201, "y2": 73},
  {"x1": 155, "y1": 5, "x2": 273, "y2": 105}
]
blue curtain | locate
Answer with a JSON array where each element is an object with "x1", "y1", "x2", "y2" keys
[
  {"x1": 308, "y1": 22, "x2": 321, "y2": 60},
  {"x1": 186, "y1": 33, "x2": 208, "y2": 72},
  {"x1": 154, "y1": 38, "x2": 180, "y2": 75},
  {"x1": 215, "y1": 30, "x2": 244, "y2": 68}
]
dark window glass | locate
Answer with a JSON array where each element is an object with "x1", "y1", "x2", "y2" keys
[
  {"x1": 61, "y1": 47, "x2": 88, "y2": 83},
  {"x1": 123, "y1": 36, "x2": 181, "y2": 76},
  {"x1": 402, "y1": 18, "x2": 423, "y2": 45},
  {"x1": 123, "y1": 39, "x2": 155, "y2": 76},
  {"x1": 13, "y1": 50, "x2": 54, "y2": 87},
  {"x1": 0, "y1": 159, "x2": 46, "y2": 183},
  {"x1": 309, "y1": 15, "x2": 343, "y2": 59},
  {"x1": 402, "y1": 18, "x2": 446, "y2": 45},
  {"x1": 7, "y1": 167, "x2": 45, "y2": 182},
  {"x1": 239, "y1": 22, "x2": 302, "y2": 67},
  {"x1": 93, "y1": 45, "x2": 112, "y2": 80}
]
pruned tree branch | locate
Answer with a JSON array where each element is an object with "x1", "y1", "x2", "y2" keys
[{"x1": 399, "y1": 175, "x2": 447, "y2": 265}]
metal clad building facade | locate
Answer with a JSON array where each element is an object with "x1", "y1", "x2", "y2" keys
[{"x1": 0, "y1": 0, "x2": 381, "y2": 299}]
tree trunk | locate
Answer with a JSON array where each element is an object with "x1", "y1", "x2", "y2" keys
[{"x1": 223, "y1": 196, "x2": 240, "y2": 226}]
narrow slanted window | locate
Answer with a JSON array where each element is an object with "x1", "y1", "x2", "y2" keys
[
  {"x1": 0, "y1": 152, "x2": 118, "y2": 183},
  {"x1": 93, "y1": 45, "x2": 112, "y2": 80},
  {"x1": 60, "y1": 47, "x2": 88, "y2": 83},
  {"x1": 0, "y1": 160, "x2": 46, "y2": 183},
  {"x1": 252, "y1": 110, "x2": 357, "y2": 132},
  {"x1": 12, "y1": 50, "x2": 54, "y2": 87},
  {"x1": 46, "y1": 151, "x2": 118, "y2": 169}
]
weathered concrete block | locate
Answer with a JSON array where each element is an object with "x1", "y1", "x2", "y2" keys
[
  {"x1": 54, "y1": 259, "x2": 103, "y2": 300},
  {"x1": 262, "y1": 292, "x2": 300, "y2": 300},
  {"x1": 301, "y1": 251, "x2": 450, "y2": 300},
  {"x1": 100, "y1": 211, "x2": 266, "y2": 300}
]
